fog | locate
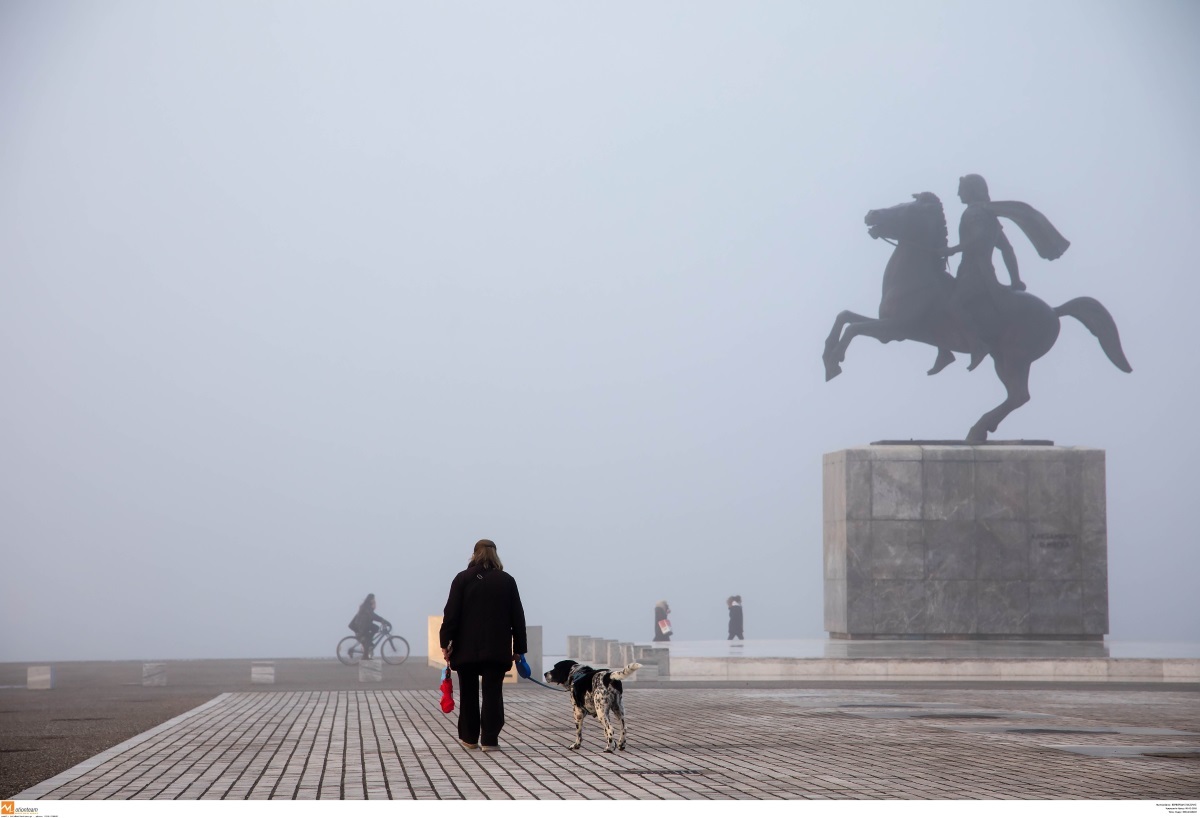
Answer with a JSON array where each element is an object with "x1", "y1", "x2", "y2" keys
[{"x1": 2, "y1": 1, "x2": 1197, "y2": 662}]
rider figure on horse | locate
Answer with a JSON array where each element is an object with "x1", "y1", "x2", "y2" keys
[
  {"x1": 930, "y1": 173, "x2": 1069, "y2": 375},
  {"x1": 826, "y1": 180, "x2": 1128, "y2": 441}
]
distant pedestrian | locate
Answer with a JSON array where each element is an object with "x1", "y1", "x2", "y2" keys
[
  {"x1": 653, "y1": 600, "x2": 672, "y2": 642},
  {"x1": 440, "y1": 539, "x2": 527, "y2": 752},
  {"x1": 726, "y1": 595, "x2": 744, "y2": 640}
]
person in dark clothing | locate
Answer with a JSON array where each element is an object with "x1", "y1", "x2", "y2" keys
[
  {"x1": 349, "y1": 593, "x2": 390, "y2": 659},
  {"x1": 440, "y1": 539, "x2": 527, "y2": 752},
  {"x1": 653, "y1": 600, "x2": 671, "y2": 642},
  {"x1": 727, "y1": 595, "x2": 744, "y2": 640}
]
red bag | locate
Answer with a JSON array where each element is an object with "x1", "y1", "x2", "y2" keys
[{"x1": 439, "y1": 666, "x2": 454, "y2": 713}]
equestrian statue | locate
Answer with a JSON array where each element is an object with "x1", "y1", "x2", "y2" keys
[{"x1": 822, "y1": 174, "x2": 1131, "y2": 442}]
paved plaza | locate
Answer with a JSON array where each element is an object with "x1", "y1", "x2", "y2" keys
[{"x1": 14, "y1": 685, "x2": 1200, "y2": 800}]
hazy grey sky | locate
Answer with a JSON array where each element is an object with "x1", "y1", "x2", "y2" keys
[{"x1": 2, "y1": 1, "x2": 1198, "y2": 661}]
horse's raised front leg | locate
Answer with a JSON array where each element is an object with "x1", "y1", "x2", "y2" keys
[
  {"x1": 823, "y1": 310, "x2": 875, "y2": 381},
  {"x1": 826, "y1": 317, "x2": 922, "y2": 382},
  {"x1": 967, "y1": 355, "x2": 1032, "y2": 442}
]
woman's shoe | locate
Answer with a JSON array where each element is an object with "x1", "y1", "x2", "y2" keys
[
  {"x1": 479, "y1": 744, "x2": 502, "y2": 753},
  {"x1": 460, "y1": 740, "x2": 479, "y2": 750}
]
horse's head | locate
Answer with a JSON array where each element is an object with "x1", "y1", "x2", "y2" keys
[{"x1": 864, "y1": 192, "x2": 947, "y2": 251}]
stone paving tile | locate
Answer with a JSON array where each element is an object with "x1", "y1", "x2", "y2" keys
[{"x1": 14, "y1": 687, "x2": 1200, "y2": 800}]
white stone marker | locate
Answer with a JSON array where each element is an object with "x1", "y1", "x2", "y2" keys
[
  {"x1": 505, "y1": 624, "x2": 542, "y2": 684},
  {"x1": 428, "y1": 616, "x2": 444, "y2": 669},
  {"x1": 142, "y1": 662, "x2": 167, "y2": 686},
  {"x1": 27, "y1": 666, "x2": 54, "y2": 690},
  {"x1": 251, "y1": 661, "x2": 275, "y2": 684},
  {"x1": 359, "y1": 658, "x2": 383, "y2": 683}
]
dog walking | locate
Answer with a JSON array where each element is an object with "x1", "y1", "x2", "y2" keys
[{"x1": 544, "y1": 659, "x2": 641, "y2": 752}]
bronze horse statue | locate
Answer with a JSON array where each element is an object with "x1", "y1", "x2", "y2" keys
[{"x1": 822, "y1": 192, "x2": 1131, "y2": 441}]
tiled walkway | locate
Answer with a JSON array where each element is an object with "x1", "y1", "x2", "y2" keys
[{"x1": 15, "y1": 687, "x2": 1200, "y2": 800}]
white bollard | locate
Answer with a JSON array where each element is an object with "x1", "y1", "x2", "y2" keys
[
  {"x1": 620, "y1": 642, "x2": 637, "y2": 665},
  {"x1": 504, "y1": 625, "x2": 542, "y2": 684},
  {"x1": 359, "y1": 658, "x2": 383, "y2": 683},
  {"x1": 428, "y1": 616, "x2": 449, "y2": 669},
  {"x1": 606, "y1": 640, "x2": 623, "y2": 668},
  {"x1": 567, "y1": 635, "x2": 588, "y2": 658},
  {"x1": 27, "y1": 666, "x2": 54, "y2": 690},
  {"x1": 142, "y1": 663, "x2": 166, "y2": 687},
  {"x1": 526, "y1": 625, "x2": 543, "y2": 680},
  {"x1": 251, "y1": 661, "x2": 275, "y2": 684}
]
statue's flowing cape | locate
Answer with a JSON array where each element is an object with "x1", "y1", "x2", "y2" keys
[{"x1": 988, "y1": 200, "x2": 1070, "y2": 260}]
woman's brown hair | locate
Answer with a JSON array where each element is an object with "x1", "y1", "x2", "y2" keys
[{"x1": 470, "y1": 538, "x2": 503, "y2": 570}]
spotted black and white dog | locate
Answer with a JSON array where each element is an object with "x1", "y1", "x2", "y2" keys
[{"x1": 544, "y1": 659, "x2": 641, "y2": 752}]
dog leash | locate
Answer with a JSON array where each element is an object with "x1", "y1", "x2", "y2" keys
[
  {"x1": 519, "y1": 676, "x2": 567, "y2": 692},
  {"x1": 516, "y1": 654, "x2": 567, "y2": 692}
]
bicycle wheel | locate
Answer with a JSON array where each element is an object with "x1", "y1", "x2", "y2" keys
[
  {"x1": 381, "y1": 635, "x2": 410, "y2": 666},
  {"x1": 337, "y1": 635, "x2": 364, "y2": 665}
]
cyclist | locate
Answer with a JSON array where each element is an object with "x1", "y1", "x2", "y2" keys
[{"x1": 349, "y1": 593, "x2": 390, "y2": 659}]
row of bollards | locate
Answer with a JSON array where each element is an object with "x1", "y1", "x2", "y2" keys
[
  {"x1": 21, "y1": 662, "x2": 281, "y2": 689},
  {"x1": 565, "y1": 636, "x2": 668, "y2": 680},
  {"x1": 21, "y1": 659, "x2": 394, "y2": 690}
]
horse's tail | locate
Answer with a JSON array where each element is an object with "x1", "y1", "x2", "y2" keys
[{"x1": 1054, "y1": 297, "x2": 1133, "y2": 373}]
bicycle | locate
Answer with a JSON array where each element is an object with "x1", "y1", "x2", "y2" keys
[{"x1": 337, "y1": 623, "x2": 410, "y2": 666}]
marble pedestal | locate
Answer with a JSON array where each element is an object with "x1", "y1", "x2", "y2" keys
[{"x1": 823, "y1": 444, "x2": 1108, "y2": 639}]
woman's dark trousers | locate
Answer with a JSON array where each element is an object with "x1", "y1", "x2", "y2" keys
[{"x1": 455, "y1": 662, "x2": 510, "y2": 746}]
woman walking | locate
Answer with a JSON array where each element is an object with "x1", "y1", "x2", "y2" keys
[
  {"x1": 439, "y1": 539, "x2": 527, "y2": 752},
  {"x1": 726, "y1": 595, "x2": 744, "y2": 641},
  {"x1": 653, "y1": 600, "x2": 671, "y2": 642}
]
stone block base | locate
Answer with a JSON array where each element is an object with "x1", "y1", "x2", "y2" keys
[
  {"x1": 358, "y1": 658, "x2": 383, "y2": 683},
  {"x1": 27, "y1": 666, "x2": 54, "y2": 690},
  {"x1": 251, "y1": 661, "x2": 275, "y2": 684},
  {"x1": 823, "y1": 444, "x2": 1108, "y2": 639}
]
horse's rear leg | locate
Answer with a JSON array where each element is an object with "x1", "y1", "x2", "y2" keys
[
  {"x1": 823, "y1": 310, "x2": 873, "y2": 381},
  {"x1": 967, "y1": 356, "x2": 1032, "y2": 442}
]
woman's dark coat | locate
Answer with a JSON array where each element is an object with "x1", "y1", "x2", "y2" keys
[
  {"x1": 439, "y1": 563, "x2": 528, "y2": 666},
  {"x1": 653, "y1": 605, "x2": 671, "y2": 642},
  {"x1": 728, "y1": 603, "x2": 744, "y2": 638}
]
